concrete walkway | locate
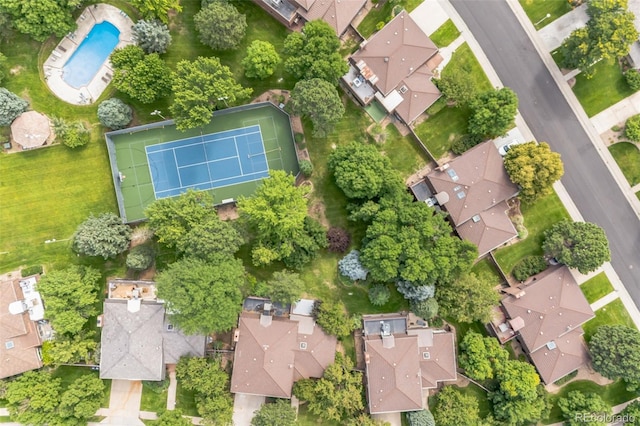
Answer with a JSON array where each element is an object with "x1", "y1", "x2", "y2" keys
[
  {"x1": 591, "y1": 291, "x2": 621, "y2": 311},
  {"x1": 434, "y1": 35, "x2": 465, "y2": 75},
  {"x1": 537, "y1": 3, "x2": 588, "y2": 51},
  {"x1": 167, "y1": 364, "x2": 177, "y2": 410},
  {"x1": 591, "y1": 91, "x2": 640, "y2": 134}
]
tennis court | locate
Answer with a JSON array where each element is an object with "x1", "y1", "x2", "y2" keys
[
  {"x1": 146, "y1": 125, "x2": 269, "y2": 199},
  {"x1": 105, "y1": 102, "x2": 299, "y2": 222}
]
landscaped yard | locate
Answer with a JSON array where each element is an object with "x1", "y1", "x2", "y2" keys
[
  {"x1": 357, "y1": 0, "x2": 423, "y2": 38},
  {"x1": 583, "y1": 298, "x2": 637, "y2": 341},
  {"x1": 175, "y1": 382, "x2": 198, "y2": 417},
  {"x1": 51, "y1": 366, "x2": 111, "y2": 408},
  {"x1": 580, "y1": 272, "x2": 614, "y2": 304},
  {"x1": 140, "y1": 380, "x2": 169, "y2": 414},
  {"x1": 470, "y1": 258, "x2": 503, "y2": 286},
  {"x1": 573, "y1": 59, "x2": 638, "y2": 117},
  {"x1": 429, "y1": 19, "x2": 460, "y2": 48},
  {"x1": 494, "y1": 191, "x2": 570, "y2": 273},
  {"x1": 544, "y1": 379, "x2": 638, "y2": 424},
  {"x1": 519, "y1": 0, "x2": 572, "y2": 29},
  {"x1": 609, "y1": 142, "x2": 640, "y2": 186}
]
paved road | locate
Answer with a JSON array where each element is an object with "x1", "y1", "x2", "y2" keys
[{"x1": 450, "y1": 0, "x2": 640, "y2": 303}]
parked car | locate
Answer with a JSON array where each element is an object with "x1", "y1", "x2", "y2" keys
[{"x1": 498, "y1": 139, "x2": 524, "y2": 156}]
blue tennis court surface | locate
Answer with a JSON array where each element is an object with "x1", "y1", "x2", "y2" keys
[{"x1": 146, "y1": 125, "x2": 269, "y2": 198}]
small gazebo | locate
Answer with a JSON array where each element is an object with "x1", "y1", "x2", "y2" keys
[{"x1": 11, "y1": 111, "x2": 51, "y2": 150}]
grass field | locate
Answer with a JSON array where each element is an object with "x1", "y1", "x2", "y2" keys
[
  {"x1": 175, "y1": 382, "x2": 198, "y2": 416},
  {"x1": 494, "y1": 191, "x2": 570, "y2": 273},
  {"x1": 583, "y1": 298, "x2": 637, "y2": 341},
  {"x1": 429, "y1": 19, "x2": 460, "y2": 48},
  {"x1": 573, "y1": 60, "x2": 637, "y2": 117},
  {"x1": 471, "y1": 258, "x2": 503, "y2": 285},
  {"x1": 140, "y1": 381, "x2": 168, "y2": 414},
  {"x1": 357, "y1": 0, "x2": 423, "y2": 39},
  {"x1": 580, "y1": 272, "x2": 614, "y2": 304},
  {"x1": 519, "y1": 0, "x2": 572, "y2": 29},
  {"x1": 609, "y1": 142, "x2": 640, "y2": 186}
]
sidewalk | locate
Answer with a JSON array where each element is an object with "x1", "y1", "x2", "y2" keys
[
  {"x1": 536, "y1": 3, "x2": 588, "y2": 51},
  {"x1": 591, "y1": 91, "x2": 640, "y2": 134}
]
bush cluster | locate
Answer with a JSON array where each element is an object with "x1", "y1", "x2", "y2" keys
[
  {"x1": 451, "y1": 133, "x2": 483, "y2": 155},
  {"x1": 368, "y1": 284, "x2": 390, "y2": 306},
  {"x1": 626, "y1": 114, "x2": 640, "y2": 142},
  {"x1": 625, "y1": 69, "x2": 640, "y2": 91},
  {"x1": 21, "y1": 265, "x2": 43, "y2": 277},
  {"x1": 512, "y1": 255, "x2": 547, "y2": 281},
  {"x1": 326, "y1": 227, "x2": 350, "y2": 253},
  {"x1": 299, "y1": 159, "x2": 313, "y2": 178}
]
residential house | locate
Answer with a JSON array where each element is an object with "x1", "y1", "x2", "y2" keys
[
  {"x1": 363, "y1": 313, "x2": 456, "y2": 414},
  {"x1": 0, "y1": 275, "x2": 50, "y2": 379},
  {"x1": 231, "y1": 298, "x2": 337, "y2": 398},
  {"x1": 489, "y1": 267, "x2": 595, "y2": 384},
  {"x1": 99, "y1": 280, "x2": 205, "y2": 381},
  {"x1": 426, "y1": 141, "x2": 520, "y2": 256},
  {"x1": 343, "y1": 10, "x2": 443, "y2": 124},
  {"x1": 252, "y1": 0, "x2": 366, "y2": 36}
]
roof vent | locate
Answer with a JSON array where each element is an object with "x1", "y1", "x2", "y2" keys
[
  {"x1": 5, "y1": 341, "x2": 14, "y2": 350},
  {"x1": 300, "y1": 341, "x2": 308, "y2": 350},
  {"x1": 422, "y1": 351, "x2": 430, "y2": 360},
  {"x1": 472, "y1": 215, "x2": 481, "y2": 223},
  {"x1": 384, "y1": 56, "x2": 389, "y2": 61},
  {"x1": 546, "y1": 341, "x2": 557, "y2": 350},
  {"x1": 399, "y1": 85, "x2": 408, "y2": 94}
]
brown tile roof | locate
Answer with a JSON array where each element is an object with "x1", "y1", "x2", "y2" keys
[
  {"x1": 529, "y1": 327, "x2": 590, "y2": 384},
  {"x1": 298, "y1": 0, "x2": 367, "y2": 35},
  {"x1": 0, "y1": 278, "x2": 43, "y2": 379},
  {"x1": 408, "y1": 330, "x2": 457, "y2": 388},
  {"x1": 456, "y1": 201, "x2": 518, "y2": 256},
  {"x1": 231, "y1": 311, "x2": 336, "y2": 398},
  {"x1": 427, "y1": 141, "x2": 519, "y2": 226},
  {"x1": 394, "y1": 64, "x2": 442, "y2": 124},
  {"x1": 364, "y1": 335, "x2": 423, "y2": 414},
  {"x1": 501, "y1": 267, "x2": 595, "y2": 354},
  {"x1": 352, "y1": 10, "x2": 438, "y2": 96}
]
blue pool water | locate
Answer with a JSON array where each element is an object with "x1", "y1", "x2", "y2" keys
[{"x1": 62, "y1": 21, "x2": 120, "y2": 88}]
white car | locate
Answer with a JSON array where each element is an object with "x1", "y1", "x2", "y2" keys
[{"x1": 498, "y1": 140, "x2": 524, "y2": 156}]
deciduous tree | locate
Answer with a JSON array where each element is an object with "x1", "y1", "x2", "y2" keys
[
  {"x1": 0, "y1": 0, "x2": 76, "y2": 41},
  {"x1": 326, "y1": 227, "x2": 351, "y2": 253},
  {"x1": 52, "y1": 117, "x2": 89, "y2": 148},
  {"x1": 194, "y1": 1, "x2": 246, "y2": 50},
  {"x1": 620, "y1": 400, "x2": 640, "y2": 425},
  {"x1": 315, "y1": 301, "x2": 359, "y2": 338},
  {"x1": 467, "y1": 88, "x2": 518, "y2": 138},
  {"x1": 251, "y1": 399, "x2": 297, "y2": 426},
  {"x1": 542, "y1": 220, "x2": 610, "y2": 274},
  {"x1": 5, "y1": 371, "x2": 61, "y2": 425},
  {"x1": 171, "y1": 56, "x2": 252, "y2": 130},
  {"x1": 111, "y1": 45, "x2": 172, "y2": 104},
  {"x1": 458, "y1": 331, "x2": 509, "y2": 381},
  {"x1": 290, "y1": 78, "x2": 345, "y2": 137},
  {"x1": 156, "y1": 409, "x2": 193, "y2": 426},
  {"x1": 97, "y1": 98, "x2": 132, "y2": 130},
  {"x1": 130, "y1": 0, "x2": 182, "y2": 24},
  {"x1": 0, "y1": 87, "x2": 28, "y2": 126},
  {"x1": 558, "y1": 390, "x2": 611, "y2": 426},
  {"x1": 156, "y1": 257, "x2": 244, "y2": 334},
  {"x1": 256, "y1": 270, "x2": 305, "y2": 304},
  {"x1": 133, "y1": 19, "x2": 172, "y2": 54},
  {"x1": 242, "y1": 40, "x2": 280, "y2": 79},
  {"x1": 42, "y1": 331, "x2": 97, "y2": 365},
  {"x1": 58, "y1": 375, "x2": 105, "y2": 424},
  {"x1": 410, "y1": 298, "x2": 439, "y2": 320},
  {"x1": 433, "y1": 386, "x2": 481, "y2": 426},
  {"x1": 437, "y1": 69, "x2": 478, "y2": 107},
  {"x1": 284, "y1": 20, "x2": 348, "y2": 82},
  {"x1": 177, "y1": 218, "x2": 243, "y2": 263},
  {"x1": 72, "y1": 212, "x2": 131, "y2": 259},
  {"x1": 126, "y1": 244, "x2": 156, "y2": 271},
  {"x1": 504, "y1": 142, "x2": 564, "y2": 202},
  {"x1": 589, "y1": 325, "x2": 640, "y2": 389},
  {"x1": 437, "y1": 273, "x2": 500, "y2": 323}
]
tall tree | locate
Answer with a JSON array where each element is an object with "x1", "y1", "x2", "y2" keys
[
  {"x1": 42, "y1": 331, "x2": 97, "y2": 365},
  {"x1": 177, "y1": 217, "x2": 243, "y2": 263},
  {"x1": 155, "y1": 409, "x2": 193, "y2": 426},
  {"x1": 558, "y1": 390, "x2": 611, "y2": 426},
  {"x1": 72, "y1": 212, "x2": 131, "y2": 259},
  {"x1": 283, "y1": 20, "x2": 348, "y2": 82},
  {"x1": 542, "y1": 220, "x2": 610, "y2": 274},
  {"x1": 458, "y1": 331, "x2": 509, "y2": 381},
  {"x1": 194, "y1": 1, "x2": 247, "y2": 51},
  {"x1": 0, "y1": 87, "x2": 28, "y2": 126},
  {"x1": 589, "y1": 325, "x2": 640, "y2": 389},
  {"x1": 503, "y1": 142, "x2": 564, "y2": 202},
  {"x1": 0, "y1": 0, "x2": 77, "y2": 41},
  {"x1": 437, "y1": 273, "x2": 500, "y2": 323},
  {"x1": 620, "y1": 400, "x2": 640, "y2": 425},
  {"x1": 110, "y1": 45, "x2": 172, "y2": 104},
  {"x1": 5, "y1": 371, "x2": 61, "y2": 425},
  {"x1": 132, "y1": 19, "x2": 172, "y2": 54},
  {"x1": 130, "y1": 0, "x2": 182, "y2": 24},
  {"x1": 251, "y1": 399, "x2": 297, "y2": 426},
  {"x1": 433, "y1": 386, "x2": 481, "y2": 426},
  {"x1": 436, "y1": 69, "x2": 478, "y2": 107},
  {"x1": 315, "y1": 301, "x2": 359, "y2": 338},
  {"x1": 256, "y1": 270, "x2": 305, "y2": 304},
  {"x1": 293, "y1": 353, "x2": 365, "y2": 422},
  {"x1": 242, "y1": 40, "x2": 280, "y2": 80},
  {"x1": 170, "y1": 56, "x2": 252, "y2": 130},
  {"x1": 467, "y1": 88, "x2": 518, "y2": 138},
  {"x1": 290, "y1": 78, "x2": 345, "y2": 137},
  {"x1": 58, "y1": 375, "x2": 105, "y2": 425},
  {"x1": 37, "y1": 266, "x2": 101, "y2": 335},
  {"x1": 406, "y1": 410, "x2": 436, "y2": 426},
  {"x1": 328, "y1": 141, "x2": 398, "y2": 200},
  {"x1": 156, "y1": 257, "x2": 244, "y2": 334}
]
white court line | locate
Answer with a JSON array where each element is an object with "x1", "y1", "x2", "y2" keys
[
  {"x1": 172, "y1": 149, "x2": 183, "y2": 188},
  {"x1": 233, "y1": 135, "x2": 245, "y2": 176},
  {"x1": 176, "y1": 155, "x2": 239, "y2": 169},
  {"x1": 147, "y1": 130, "x2": 261, "y2": 155}
]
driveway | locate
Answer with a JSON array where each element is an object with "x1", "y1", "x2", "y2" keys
[
  {"x1": 100, "y1": 380, "x2": 145, "y2": 426},
  {"x1": 409, "y1": 0, "x2": 449, "y2": 36},
  {"x1": 232, "y1": 393, "x2": 265, "y2": 426}
]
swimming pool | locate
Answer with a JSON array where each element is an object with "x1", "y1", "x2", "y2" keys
[{"x1": 62, "y1": 21, "x2": 120, "y2": 89}]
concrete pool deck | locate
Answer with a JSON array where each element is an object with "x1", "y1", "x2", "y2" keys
[{"x1": 43, "y1": 3, "x2": 134, "y2": 105}]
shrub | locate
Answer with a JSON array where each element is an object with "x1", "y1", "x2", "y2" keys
[
  {"x1": 0, "y1": 88, "x2": 28, "y2": 126},
  {"x1": 326, "y1": 227, "x2": 350, "y2": 253},
  {"x1": 368, "y1": 284, "x2": 390, "y2": 306},
  {"x1": 97, "y1": 98, "x2": 132, "y2": 130},
  {"x1": 338, "y1": 250, "x2": 368, "y2": 281},
  {"x1": 299, "y1": 159, "x2": 313, "y2": 178},
  {"x1": 451, "y1": 133, "x2": 483, "y2": 155},
  {"x1": 21, "y1": 265, "x2": 43, "y2": 277},
  {"x1": 295, "y1": 132, "x2": 305, "y2": 144},
  {"x1": 626, "y1": 114, "x2": 640, "y2": 142},
  {"x1": 407, "y1": 410, "x2": 436, "y2": 426},
  {"x1": 315, "y1": 301, "x2": 359, "y2": 338},
  {"x1": 376, "y1": 21, "x2": 385, "y2": 31},
  {"x1": 132, "y1": 19, "x2": 171, "y2": 54},
  {"x1": 626, "y1": 69, "x2": 640, "y2": 91},
  {"x1": 512, "y1": 255, "x2": 547, "y2": 281},
  {"x1": 396, "y1": 281, "x2": 435, "y2": 302},
  {"x1": 411, "y1": 298, "x2": 439, "y2": 320},
  {"x1": 53, "y1": 117, "x2": 89, "y2": 148},
  {"x1": 126, "y1": 244, "x2": 156, "y2": 271}
]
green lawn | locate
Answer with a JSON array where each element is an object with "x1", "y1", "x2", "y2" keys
[
  {"x1": 297, "y1": 404, "x2": 341, "y2": 426},
  {"x1": 583, "y1": 298, "x2": 637, "y2": 341},
  {"x1": 413, "y1": 43, "x2": 492, "y2": 160},
  {"x1": 140, "y1": 381, "x2": 169, "y2": 414},
  {"x1": 580, "y1": 272, "x2": 614, "y2": 304},
  {"x1": 357, "y1": 0, "x2": 423, "y2": 38},
  {"x1": 175, "y1": 382, "x2": 198, "y2": 417},
  {"x1": 380, "y1": 124, "x2": 430, "y2": 177},
  {"x1": 609, "y1": 142, "x2": 640, "y2": 186},
  {"x1": 544, "y1": 379, "x2": 638, "y2": 424},
  {"x1": 573, "y1": 59, "x2": 638, "y2": 117},
  {"x1": 429, "y1": 19, "x2": 460, "y2": 48},
  {"x1": 470, "y1": 258, "x2": 503, "y2": 286},
  {"x1": 519, "y1": 0, "x2": 572, "y2": 29},
  {"x1": 494, "y1": 191, "x2": 570, "y2": 273}
]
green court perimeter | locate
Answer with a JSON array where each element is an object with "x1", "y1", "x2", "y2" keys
[{"x1": 105, "y1": 102, "x2": 299, "y2": 222}]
